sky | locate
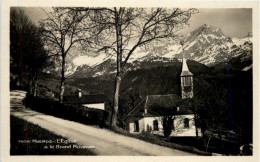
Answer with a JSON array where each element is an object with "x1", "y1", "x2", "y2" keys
[
  {"x1": 22, "y1": 7, "x2": 252, "y2": 39},
  {"x1": 20, "y1": 7, "x2": 253, "y2": 66},
  {"x1": 180, "y1": 8, "x2": 252, "y2": 38}
]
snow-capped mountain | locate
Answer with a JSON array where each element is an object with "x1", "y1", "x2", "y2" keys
[
  {"x1": 172, "y1": 24, "x2": 252, "y2": 66},
  {"x1": 55, "y1": 24, "x2": 252, "y2": 78}
]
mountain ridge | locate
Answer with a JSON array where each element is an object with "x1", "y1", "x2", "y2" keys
[{"x1": 47, "y1": 24, "x2": 252, "y2": 78}]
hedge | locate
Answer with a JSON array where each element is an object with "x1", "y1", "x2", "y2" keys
[{"x1": 25, "y1": 95, "x2": 109, "y2": 126}]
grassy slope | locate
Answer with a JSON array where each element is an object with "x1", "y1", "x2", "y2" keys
[
  {"x1": 111, "y1": 127, "x2": 211, "y2": 156},
  {"x1": 10, "y1": 115, "x2": 95, "y2": 155}
]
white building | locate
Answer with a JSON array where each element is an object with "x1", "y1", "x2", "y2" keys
[{"x1": 63, "y1": 90, "x2": 108, "y2": 111}]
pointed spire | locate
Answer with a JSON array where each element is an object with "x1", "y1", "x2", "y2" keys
[
  {"x1": 182, "y1": 53, "x2": 190, "y2": 72},
  {"x1": 180, "y1": 50, "x2": 193, "y2": 76}
]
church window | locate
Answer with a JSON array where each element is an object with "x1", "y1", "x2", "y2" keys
[
  {"x1": 134, "y1": 120, "x2": 139, "y2": 132},
  {"x1": 183, "y1": 76, "x2": 191, "y2": 86},
  {"x1": 184, "y1": 118, "x2": 189, "y2": 128},
  {"x1": 153, "y1": 120, "x2": 159, "y2": 131},
  {"x1": 184, "y1": 86, "x2": 191, "y2": 91}
]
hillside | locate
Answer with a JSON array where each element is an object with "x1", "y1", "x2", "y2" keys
[{"x1": 36, "y1": 51, "x2": 253, "y2": 145}]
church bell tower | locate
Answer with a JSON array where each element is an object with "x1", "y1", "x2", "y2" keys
[{"x1": 180, "y1": 52, "x2": 194, "y2": 99}]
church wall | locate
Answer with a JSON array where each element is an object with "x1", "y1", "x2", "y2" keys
[
  {"x1": 143, "y1": 117, "x2": 164, "y2": 132},
  {"x1": 129, "y1": 118, "x2": 145, "y2": 134},
  {"x1": 129, "y1": 115, "x2": 201, "y2": 137},
  {"x1": 171, "y1": 114, "x2": 201, "y2": 137}
]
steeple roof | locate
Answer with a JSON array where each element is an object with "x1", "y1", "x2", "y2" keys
[{"x1": 180, "y1": 54, "x2": 193, "y2": 77}]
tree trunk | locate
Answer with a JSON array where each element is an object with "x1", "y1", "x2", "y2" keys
[
  {"x1": 33, "y1": 80, "x2": 38, "y2": 97},
  {"x1": 29, "y1": 80, "x2": 33, "y2": 94},
  {"x1": 162, "y1": 116, "x2": 174, "y2": 137},
  {"x1": 195, "y1": 121, "x2": 199, "y2": 138},
  {"x1": 111, "y1": 8, "x2": 123, "y2": 128},
  {"x1": 111, "y1": 73, "x2": 121, "y2": 127},
  {"x1": 194, "y1": 111, "x2": 199, "y2": 138},
  {"x1": 206, "y1": 136, "x2": 212, "y2": 152},
  {"x1": 59, "y1": 56, "x2": 66, "y2": 103}
]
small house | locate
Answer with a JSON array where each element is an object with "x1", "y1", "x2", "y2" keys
[
  {"x1": 63, "y1": 89, "x2": 109, "y2": 111},
  {"x1": 63, "y1": 90, "x2": 111, "y2": 126}
]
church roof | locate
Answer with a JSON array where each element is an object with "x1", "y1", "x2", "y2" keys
[
  {"x1": 145, "y1": 94, "x2": 181, "y2": 116},
  {"x1": 126, "y1": 94, "x2": 194, "y2": 120}
]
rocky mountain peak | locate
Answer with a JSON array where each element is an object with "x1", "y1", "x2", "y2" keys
[
  {"x1": 53, "y1": 24, "x2": 252, "y2": 78},
  {"x1": 185, "y1": 24, "x2": 225, "y2": 43}
]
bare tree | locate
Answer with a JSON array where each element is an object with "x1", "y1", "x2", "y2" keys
[
  {"x1": 39, "y1": 8, "x2": 95, "y2": 102},
  {"x1": 71, "y1": 7, "x2": 196, "y2": 128}
]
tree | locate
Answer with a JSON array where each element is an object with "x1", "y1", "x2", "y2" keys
[
  {"x1": 10, "y1": 8, "x2": 49, "y2": 94},
  {"x1": 39, "y1": 8, "x2": 96, "y2": 102},
  {"x1": 83, "y1": 7, "x2": 196, "y2": 128},
  {"x1": 162, "y1": 115, "x2": 175, "y2": 137}
]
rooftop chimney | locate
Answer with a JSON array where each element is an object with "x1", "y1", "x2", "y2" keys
[{"x1": 78, "y1": 88, "x2": 82, "y2": 98}]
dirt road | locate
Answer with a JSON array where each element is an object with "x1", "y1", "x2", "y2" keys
[{"x1": 11, "y1": 108, "x2": 194, "y2": 156}]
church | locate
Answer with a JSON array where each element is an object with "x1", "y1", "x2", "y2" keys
[{"x1": 126, "y1": 55, "x2": 201, "y2": 137}]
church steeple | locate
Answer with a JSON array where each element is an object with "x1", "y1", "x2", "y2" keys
[
  {"x1": 181, "y1": 54, "x2": 193, "y2": 77},
  {"x1": 180, "y1": 47, "x2": 193, "y2": 99}
]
